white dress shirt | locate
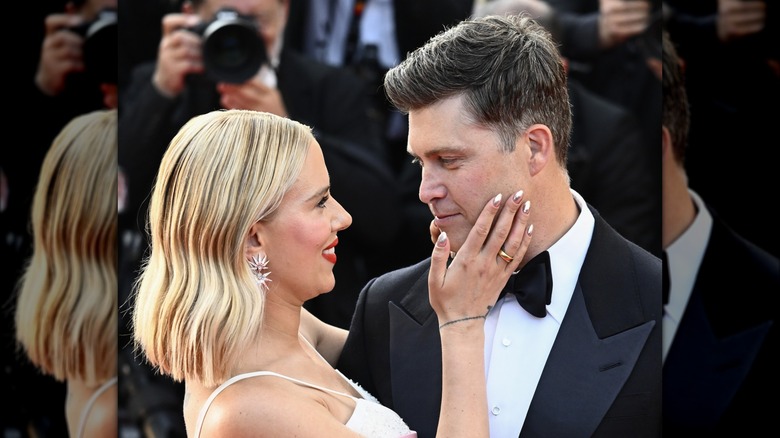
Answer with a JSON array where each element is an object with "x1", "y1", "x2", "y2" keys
[
  {"x1": 483, "y1": 188, "x2": 593, "y2": 437},
  {"x1": 358, "y1": 0, "x2": 400, "y2": 69},
  {"x1": 302, "y1": 0, "x2": 355, "y2": 66},
  {"x1": 663, "y1": 189, "x2": 712, "y2": 361}
]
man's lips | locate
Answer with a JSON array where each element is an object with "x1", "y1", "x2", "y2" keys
[
  {"x1": 323, "y1": 238, "x2": 338, "y2": 264},
  {"x1": 433, "y1": 213, "x2": 458, "y2": 228}
]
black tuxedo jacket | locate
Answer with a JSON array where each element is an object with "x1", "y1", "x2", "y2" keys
[
  {"x1": 663, "y1": 204, "x2": 779, "y2": 435},
  {"x1": 337, "y1": 205, "x2": 662, "y2": 438}
]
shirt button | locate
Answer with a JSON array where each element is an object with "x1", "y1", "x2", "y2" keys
[
  {"x1": 491, "y1": 406, "x2": 501, "y2": 416},
  {"x1": 502, "y1": 337, "x2": 511, "y2": 347}
]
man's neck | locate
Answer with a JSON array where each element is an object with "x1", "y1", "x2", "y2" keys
[{"x1": 522, "y1": 181, "x2": 579, "y2": 267}]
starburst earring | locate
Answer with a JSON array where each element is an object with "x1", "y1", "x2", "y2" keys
[{"x1": 247, "y1": 254, "x2": 272, "y2": 291}]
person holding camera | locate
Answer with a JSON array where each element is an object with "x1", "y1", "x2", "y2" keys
[{"x1": 34, "y1": 0, "x2": 117, "y2": 109}]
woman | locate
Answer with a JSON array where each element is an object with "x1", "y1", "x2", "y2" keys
[
  {"x1": 131, "y1": 109, "x2": 532, "y2": 437},
  {"x1": 14, "y1": 108, "x2": 118, "y2": 438}
]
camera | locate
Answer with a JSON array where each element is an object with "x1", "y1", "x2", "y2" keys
[
  {"x1": 189, "y1": 8, "x2": 268, "y2": 84},
  {"x1": 69, "y1": 8, "x2": 117, "y2": 84}
]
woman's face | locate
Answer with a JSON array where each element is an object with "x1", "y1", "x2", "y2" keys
[{"x1": 257, "y1": 140, "x2": 352, "y2": 300}]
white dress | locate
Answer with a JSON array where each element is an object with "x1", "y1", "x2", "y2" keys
[
  {"x1": 193, "y1": 338, "x2": 415, "y2": 438},
  {"x1": 76, "y1": 376, "x2": 117, "y2": 438}
]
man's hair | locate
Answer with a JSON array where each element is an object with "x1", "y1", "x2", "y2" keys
[
  {"x1": 384, "y1": 13, "x2": 572, "y2": 165},
  {"x1": 661, "y1": 30, "x2": 690, "y2": 164},
  {"x1": 132, "y1": 109, "x2": 313, "y2": 387}
]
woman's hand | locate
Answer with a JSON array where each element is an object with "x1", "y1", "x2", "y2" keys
[{"x1": 428, "y1": 190, "x2": 532, "y2": 329}]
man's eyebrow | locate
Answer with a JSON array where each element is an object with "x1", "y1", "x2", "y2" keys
[{"x1": 407, "y1": 145, "x2": 467, "y2": 159}]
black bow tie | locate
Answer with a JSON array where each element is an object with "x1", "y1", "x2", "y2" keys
[{"x1": 498, "y1": 251, "x2": 553, "y2": 318}]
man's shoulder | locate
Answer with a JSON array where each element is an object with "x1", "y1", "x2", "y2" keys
[{"x1": 367, "y1": 258, "x2": 431, "y2": 295}]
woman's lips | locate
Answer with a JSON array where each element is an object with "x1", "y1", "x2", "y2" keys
[{"x1": 323, "y1": 238, "x2": 338, "y2": 264}]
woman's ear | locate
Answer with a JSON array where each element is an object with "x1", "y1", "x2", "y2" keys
[
  {"x1": 245, "y1": 221, "x2": 264, "y2": 259},
  {"x1": 525, "y1": 124, "x2": 554, "y2": 176}
]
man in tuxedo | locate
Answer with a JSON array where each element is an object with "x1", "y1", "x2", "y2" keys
[
  {"x1": 660, "y1": 29, "x2": 779, "y2": 435},
  {"x1": 337, "y1": 14, "x2": 662, "y2": 438}
]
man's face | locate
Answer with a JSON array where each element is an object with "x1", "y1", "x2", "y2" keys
[
  {"x1": 408, "y1": 95, "x2": 528, "y2": 252},
  {"x1": 201, "y1": 0, "x2": 287, "y2": 56}
]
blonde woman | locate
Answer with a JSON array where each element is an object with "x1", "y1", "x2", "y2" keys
[
  {"x1": 14, "y1": 109, "x2": 118, "y2": 438},
  {"x1": 132, "y1": 109, "x2": 533, "y2": 437}
]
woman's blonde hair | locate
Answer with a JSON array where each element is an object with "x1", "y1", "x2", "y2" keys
[
  {"x1": 132, "y1": 109, "x2": 313, "y2": 387},
  {"x1": 14, "y1": 109, "x2": 118, "y2": 385}
]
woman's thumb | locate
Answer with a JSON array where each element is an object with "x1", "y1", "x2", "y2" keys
[{"x1": 429, "y1": 231, "x2": 450, "y2": 289}]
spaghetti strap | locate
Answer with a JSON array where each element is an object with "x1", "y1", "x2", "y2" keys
[
  {"x1": 76, "y1": 376, "x2": 117, "y2": 438},
  {"x1": 193, "y1": 371, "x2": 359, "y2": 438}
]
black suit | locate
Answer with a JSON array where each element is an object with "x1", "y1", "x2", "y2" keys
[
  {"x1": 337, "y1": 205, "x2": 662, "y2": 438},
  {"x1": 663, "y1": 204, "x2": 779, "y2": 435}
]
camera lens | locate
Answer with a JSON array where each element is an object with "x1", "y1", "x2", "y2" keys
[
  {"x1": 202, "y1": 18, "x2": 266, "y2": 83},
  {"x1": 71, "y1": 8, "x2": 118, "y2": 84},
  {"x1": 83, "y1": 19, "x2": 118, "y2": 84}
]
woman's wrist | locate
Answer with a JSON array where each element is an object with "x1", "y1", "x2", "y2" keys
[{"x1": 439, "y1": 315, "x2": 486, "y2": 329}]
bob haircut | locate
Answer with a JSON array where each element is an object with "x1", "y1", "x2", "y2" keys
[
  {"x1": 15, "y1": 108, "x2": 118, "y2": 385},
  {"x1": 132, "y1": 109, "x2": 314, "y2": 387}
]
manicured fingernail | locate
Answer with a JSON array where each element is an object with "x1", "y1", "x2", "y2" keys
[
  {"x1": 527, "y1": 224, "x2": 534, "y2": 236},
  {"x1": 493, "y1": 193, "x2": 502, "y2": 207},
  {"x1": 437, "y1": 231, "x2": 448, "y2": 246},
  {"x1": 522, "y1": 200, "x2": 531, "y2": 214},
  {"x1": 513, "y1": 190, "x2": 524, "y2": 203}
]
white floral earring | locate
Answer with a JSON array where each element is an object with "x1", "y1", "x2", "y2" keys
[{"x1": 247, "y1": 254, "x2": 272, "y2": 291}]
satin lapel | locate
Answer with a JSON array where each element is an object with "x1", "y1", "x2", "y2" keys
[
  {"x1": 389, "y1": 269, "x2": 442, "y2": 438},
  {"x1": 522, "y1": 284, "x2": 655, "y2": 437},
  {"x1": 663, "y1": 215, "x2": 774, "y2": 427},
  {"x1": 663, "y1": 288, "x2": 770, "y2": 427}
]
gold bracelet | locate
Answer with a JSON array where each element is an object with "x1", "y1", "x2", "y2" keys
[{"x1": 439, "y1": 315, "x2": 487, "y2": 329}]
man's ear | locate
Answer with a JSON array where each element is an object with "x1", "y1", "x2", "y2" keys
[
  {"x1": 525, "y1": 124, "x2": 554, "y2": 177},
  {"x1": 661, "y1": 125, "x2": 672, "y2": 158}
]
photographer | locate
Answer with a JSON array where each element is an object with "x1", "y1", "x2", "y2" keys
[
  {"x1": 36, "y1": 0, "x2": 117, "y2": 109},
  {"x1": 118, "y1": 1, "x2": 401, "y2": 432}
]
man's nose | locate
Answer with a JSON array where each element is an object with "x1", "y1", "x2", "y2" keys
[{"x1": 418, "y1": 168, "x2": 445, "y2": 204}]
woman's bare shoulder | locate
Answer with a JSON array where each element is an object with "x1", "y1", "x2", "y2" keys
[{"x1": 198, "y1": 376, "x2": 360, "y2": 437}]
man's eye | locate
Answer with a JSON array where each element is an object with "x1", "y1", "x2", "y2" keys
[
  {"x1": 317, "y1": 196, "x2": 330, "y2": 208},
  {"x1": 411, "y1": 157, "x2": 423, "y2": 167}
]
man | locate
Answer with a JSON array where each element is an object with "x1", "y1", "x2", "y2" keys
[
  {"x1": 660, "y1": 30, "x2": 779, "y2": 434},
  {"x1": 337, "y1": 14, "x2": 662, "y2": 438},
  {"x1": 474, "y1": 0, "x2": 661, "y2": 258}
]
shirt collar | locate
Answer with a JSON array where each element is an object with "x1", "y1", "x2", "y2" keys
[
  {"x1": 544, "y1": 189, "x2": 594, "y2": 322},
  {"x1": 664, "y1": 189, "x2": 712, "y2": 322}
]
